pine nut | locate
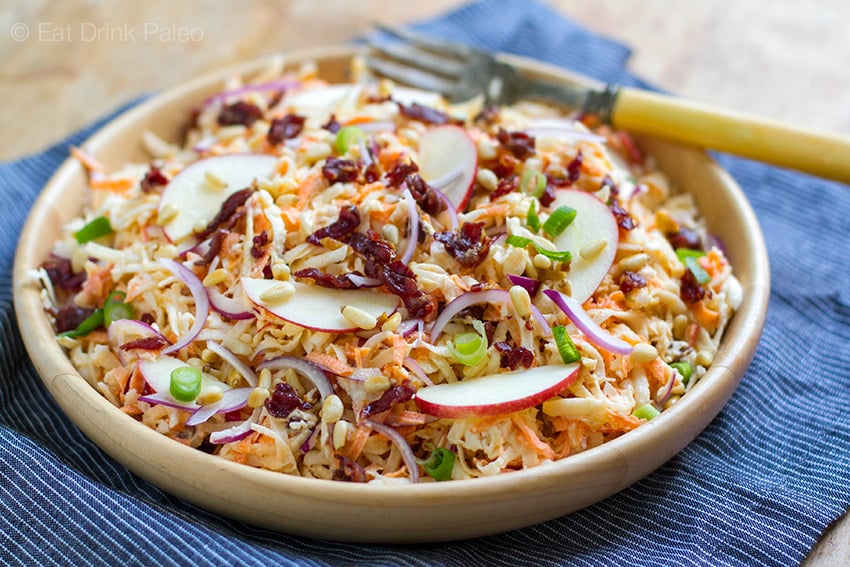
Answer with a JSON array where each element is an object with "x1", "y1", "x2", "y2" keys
[
  {"x1": 476, "y1": 168, "x2": 498, "y2": 191},
  {"x1": 342, "y1": 305, "x2": 378, "y2": 330},
  {"x1": 204, "y1": 170, "x2": 228, "y2": 190},
  {"x1": 200, "y1": 348, "x2": 218, "y2": 363},
  {"x1": 258, "y1": 368, "x2": 272, "y2": 391},
  {"x1": 532, "y1": 254, "x2": 552, "y2": 270},
  {"x1": 509, "y1": 285, "x2": 532, "y2": 318},
  {"x1": 154, "y1": 244, "x2": 178, "y2": 259},
  {"x1": 197, "y1": 386, "x2": 223, "y2": 405},
  {"x1": 618, "y1": 253, "x2": 650, "y2": 272},
  {"x1": 157, "y1": 203, "x2": 179, "y2": 225},
  {"x1": 695, "y1": 350, "x2": 714, "y2": 366},
  {"x1": 259, "y1": 282, "x2": 295, "y2": 304},
  {"x1": 672, "y1": 314, "x2": 689, "y2": 339},
  {"x1": 322, "y1": 394, "x2": 344, "y2": 424},
  {"x1": 364, "y1": 374, "x2": 391, "y2": 395},
  {"x1": 248, "y1": 387, "x2": 270, "y2": 408},
  {"x1": 202, "y1": 268, "x2": 228, "y2": 287},
  {"x1": 580, "y1": 239, "x2": 608, "y2": 260},
  {"x1": 631, "y1": 343, "x2": 658, "y2": 364},
  {"x1": 271, "y1": 262, "x2": 291, "y2": 281},
  {"x1": 333, "y1": 420, "x2": 352, "y2": 449},
  {"x1": 381, "y1": 311, "x2": 402, "y2": 332}
]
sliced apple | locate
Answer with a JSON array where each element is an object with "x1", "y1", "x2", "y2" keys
[
  {"x1": 549, "y1": 190, "x2": 619, "y2": 304},
  {"x1": 158, "y1": 154, "x2": 277, "y2": 244},
  {"x1": 138, "y1": 356, "x2": 231, "y2": 395},
  {"x1": 418, "y1": 124, "x2": 478, "y2": 210},
  {"x1": 414, "y1": 363, "x2": 580, "y2": 419},
  {"x1": 241, "y1": 277, "x2": 399, "y2": 333}
]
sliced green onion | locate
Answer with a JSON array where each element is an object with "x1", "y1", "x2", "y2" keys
[
  {"x1": 684, "y1": 256, "x2": 711, "y2": 284},
  {"x1": 58, "y1": 308, "x2": 104, "y2": 338},
  {"x1": 169, "y1": 366, "x2": 203, "y2": 402},
  {"x1": 334, "y1": 125, "x2": 366, "y2": 155},
  {"x1": 542, "y1": 206, "x2": 577, "y2": 236},
  {"x1": 633, "y1": 403, "x2": 660, "y2": 421},
  {"x1": 104, "y1": 302, "x2": 135, "y2": 326},
  {"x1": 670, "y1": 361, "x2": 693, "y2": 385},
  {"x1": 520, "y1": 170, "x2": 547, "y2": 198},
  {"x1": 447, "y1": 320, "x2": 488, "y2": 366},
  {"x1": 505, "y1": 235, "x2": 572, "y2": 264},
  {"x1": 534, "y1": 248, "x2": 572, "y2": 263},
  {"x1": 74, "y1": 216, "x2": 113, "y2": 243},
  {"x1": 103, "y1": 289, "x2": 135, "y2": 326},
  {"x1": 423, "y1": 447, "x2": 455, "y2": 481},
  {"x1": 526, "y1": 200, "x2": 540, "y2": 233},
  {"x1": 675, "y1": 248, "x2": 705, "y2": 262},
  {"x1": 552, "y1": 325, "x2": 581, "y2": 364}
]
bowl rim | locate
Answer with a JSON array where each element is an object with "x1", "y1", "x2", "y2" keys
[{"x1": 12, "y1": 44, "x2": 770, "y2": 542}]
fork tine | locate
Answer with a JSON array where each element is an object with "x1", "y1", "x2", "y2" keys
[
  {"x1": 364, "y1": 55, "x2": 458, "y2": 96},
  {"x1": 368, "y1": 41, "x2": 466, "y2": 78},
  {"x1": 373, "y1": 23, "x2": 473, "y2": 58}
]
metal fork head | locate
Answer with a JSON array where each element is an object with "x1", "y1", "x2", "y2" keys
[{"x1": 366, "y1": 24, "x2": 523, "y2": 104}]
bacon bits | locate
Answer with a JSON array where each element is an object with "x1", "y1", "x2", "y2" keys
[
  {"x1": 266, "y1": 113, "x2": 305, "y2": 145},
  {"x1": 321, "y1": 157, "x2": 360, "y2": 184},
  {"x1": 497, "y1": 128, "x2": 535, "y2": 160},
  {"x1": 494, "y1": 342, "x2": 534, "y2": 370},
  {"x1": 217, "y1": 101, "x2": 263, "y2": 127},
  {"x1": 433, "y1": 222, "x2": 492, "y2": 268},
  {"x1": 618, "y1": 270, "x2": 647, "y2": 293},
  {"x1": 265, "y1": 382, "x2": 312, "y2": 418}
]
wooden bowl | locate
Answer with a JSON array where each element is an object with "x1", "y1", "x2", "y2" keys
[{"x1": 12, "y1": 45, "x2": 770, "y2": 543}]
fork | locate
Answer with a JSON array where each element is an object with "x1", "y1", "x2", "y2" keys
[{"x1": 367, "y1": 25, "x2": 850, "y2": 183}]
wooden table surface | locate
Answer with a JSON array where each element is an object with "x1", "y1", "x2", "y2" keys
[{"x1": 2, "y1": 0, "x2": 848, "y2": 563}]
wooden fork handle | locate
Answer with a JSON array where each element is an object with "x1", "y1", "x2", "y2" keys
[{"x1": 611, "y1": 87, "x2": 850, "y2": 183}]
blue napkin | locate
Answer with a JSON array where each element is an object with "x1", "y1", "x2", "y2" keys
[{"x1": 3, "y1": 1, "x2": 849, "y2": 565}]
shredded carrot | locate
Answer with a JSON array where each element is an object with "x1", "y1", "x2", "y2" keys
[
  {"x1": 75, "y1": 263, "x2": 115, "y2": 308},
  {"x1": 295, "y1": 172, "x2": 324, "y2": 210},
  {"x1": 305, "y1": 351, "x2": 353, "y2": 376},
  {"x1": 385, "y1": 410, "x2": 430, "y2": 426},
  {"x1": 691, "y1": 300, "x2": 721, "y2": 332},
  {"x1": 511, "y1": 415, "x2": 556, "y2": 460},
  {"x1": 343, "y1": 424, "x2": 371, "y2": 460},
  {"x1": 70, "y1": 146, "x2": 106, "y2": 173},
  {"x1": 89, "y1": 177, "x2": 135, "y2": 192}
]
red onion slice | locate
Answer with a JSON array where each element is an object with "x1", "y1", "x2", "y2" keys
[
  {"x1": 345, "y1": 273, "x2": 382, "y2": 288},
  {"x1": 658, "y1": 372, "x2": 676, "y2": 406},
  {"x1": 543, "y1": 289, "x2": 634, "y2": 355},
  {"x1": 205, "y1": 341, "x2": 258, "y2": 387},
  {"x1": 400, "y1": 188, "x2": 420, "y2": 265},
  {"x1": 357, "y1": 136, "x2": 373, "y2": 167},
  {"x1": 158, "y1": 259, "x2": 210, "y2": 355},
  {"x1": 397, "y1": 318, "x2": 423, "y2": 338},
  {"x1": 506, "y1": 274, "x2": 541, "y2": 297},
  {"x1": 353, "y1": 120, "x2": 396, "y2": 134},
  {"x1": 429, "y1": 289, "x2": 551, "y2": 342},
  {"x1": 363, "y1": 419, "x2": 420, "y2": 483},
  {"x1": 138, "y1": 391, "x2": 201, "y2": 412},
  {"x1": 207, "y1": 287, "x2": 255, "y2": 320},
  {"x1": 209, "y1": 407, "x2": 262, "y2": 444},
  {"x1": 299, "y1": 426, "x2": 320, "y2": 454},
  {"x1": 203, "y1": 79, "x2": 300, "y2": 107},
  {"x1": 427, "y1": 166, "x2": 463, "y2": 191},
  {"x1": 431, "y1": 186, "x2": 459, "y2": 230},
  {"x1": 524, "y1": 119, "x2": 606, "y2": 144},
  {"x1": 186, "y1": 387, "x2": 252, "y2": 426},
  {"x1": 257, "y1": 356, "x2": 333, "y2": 400},
  {"x1": 107, "y1": 319, "x2": 170, "y2": 347},
  {"x1": 403, "y1": 356, "x2": 434, "y2": 386}
]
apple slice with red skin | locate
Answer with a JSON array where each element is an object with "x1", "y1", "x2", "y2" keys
[
  {"x1": 549, "y1": 189, "x2": 619, "y2": 304},
  {"x1": 414, "y1": 363, "x2": 581, "y2": 419},
  {"x1": 158, "y1": 154, "x2": 278, "y2": 244},
  {"x1": 241, "y1": 277, "x2": 400, "y2": 333},
  {"x1": 418, "y1": 124, "x2": 478, "y2": 210}
]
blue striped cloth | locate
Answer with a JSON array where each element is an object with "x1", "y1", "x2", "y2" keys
[{"x1": 2, "y1": 1, "x2": 850, "y2": 565}]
